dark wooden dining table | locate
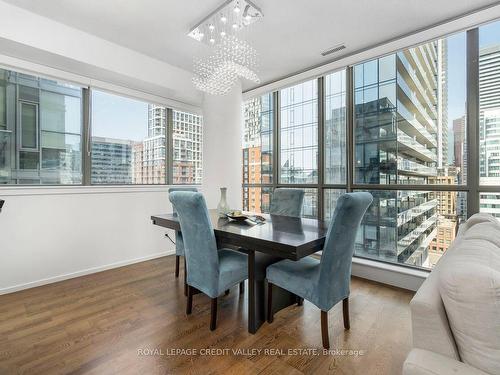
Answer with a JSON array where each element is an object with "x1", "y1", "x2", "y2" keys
[{"x1": 151, "y1": 209, "x2": 329, "y2": 333}]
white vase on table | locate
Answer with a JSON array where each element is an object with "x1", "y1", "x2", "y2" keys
[{"x1": 217, "y1": 187, "x2": 230, "y2": 217}]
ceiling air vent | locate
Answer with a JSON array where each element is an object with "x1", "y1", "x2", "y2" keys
[{"x1": 321, "y1": 44, "x2": 346, "y2": 57}]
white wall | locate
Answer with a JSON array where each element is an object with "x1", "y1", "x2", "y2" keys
[
  {"x1": 202, "y1": 83, "x2": 243, "y2": 209},
  {"x1": 0, "y1": 0, "x2": 202, "y2": 106},
  {"x1": 0, "y1": 187, "x2": 184, "y2": 294},
  {"x1": 0, "y1": 1, "x2": 211, "y2": 294},
  {"x1": 0, "y1": 80, "x2": 246, "y2": 294},
  {"x1": 0, "y1": 82, "x2": 245, "y2": 294}
]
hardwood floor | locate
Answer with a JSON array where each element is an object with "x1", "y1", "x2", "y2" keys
[{"x1": 0, "y1": 256, "x2": 414, "y2": 375}]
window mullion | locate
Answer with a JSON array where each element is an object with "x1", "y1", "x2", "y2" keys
[
  {"x1": 346, "y1": 66, "x2": 354, "y2": 194},
  {"x1": 318, "y1": 77, "x2": 325, "y2": 220},
  {"x1": 466, "y1": 28, "x2": 480, "y2": 218},
  {"x1": 82, "y1": 87, "x2": 91, "y2": 186},
  {"x1": 273, "y1": 90, "x2": 279, "y2": 190},
  {"x1": 167, "y1": 108, "x2": 174, "y2": 185}
]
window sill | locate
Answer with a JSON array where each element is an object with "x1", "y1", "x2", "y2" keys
[
  {"x1": 0, "y1": 184, "x2": 202, "y2": 196},
  {"x1": 351, "y1": 257, "x2": 429, "y2": 291}
]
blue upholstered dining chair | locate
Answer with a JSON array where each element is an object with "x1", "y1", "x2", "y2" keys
[
  {"x1": 169, "y1": 191, "x2": 248, "y2": 331},
  {"x1": 266, "y1": 192, "x2": 373, "y2": 349},
  {"x1": 269, "y1": 188, "x2": 305, "y2": 217},
  {"x1": 168, "y1": 187, "x2": 197, "y2": 295}
]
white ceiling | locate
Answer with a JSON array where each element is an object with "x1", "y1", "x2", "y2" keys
[{"x1": 3, "y1": 0, "x2": 500, "y2": 90}]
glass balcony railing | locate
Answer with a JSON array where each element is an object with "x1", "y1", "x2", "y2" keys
[
  {"x1": 398, "y1": 54, "x2": 437, "y2": 116},
  {"x1": 398, "y1": 102, "x2": 437, "y2": 147},
  {"x1": 397, "y1": 214, "x2": 438, "y2": 255},
  {"x1": 398, "y1": 198, "x2": 438, "y2": 226},
  {"x1": 397, "y1": 156, "x2": 437, "y2": 176},
  {"x1": 397, "y1": 73, "x2": 436, "y2": 130},
  {"x1": 408, "y1": 49, "x2": 437, "y2": 94},
  {"x1": 404, "y1": 227, "x2": 437, "y2": 266},
  {"x1": 398, "y1": 131, "x2": 437, "y2": 161}
]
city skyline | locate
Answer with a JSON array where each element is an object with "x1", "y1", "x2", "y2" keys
[
  {"x1": 91, "y1": 92, "x2": 203, "y2": 185},
  {"x1": 243, "y1": 28, "x2": 497, "y2": 269}
]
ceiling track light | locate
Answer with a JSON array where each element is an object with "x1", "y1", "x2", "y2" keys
[
  {"x1": 188, "y1": 0, "x2": 263, "y2": 45},
  {"x1": 188, "y1": 0, "x2": 263, "y2": 95}
]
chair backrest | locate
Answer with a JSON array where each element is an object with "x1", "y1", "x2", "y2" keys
[
  {"x1": 168, "y1": 187, "x2": 197, "y2": 216},
  {"x1": 168, "y1": 187, "x2": 197, "y2": 250},
  {"x1": 317, "y1": 192, "x2": 373, "y2": 310},
  {"x1": 269, "y1": 188, "x2": 305, "y2": 217},
  {"x1": 169, "y1": 191, "x2": 219, "y2": 293}
]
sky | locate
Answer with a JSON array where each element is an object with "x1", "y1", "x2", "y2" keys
[
  {"x1": 447, "y1": 20, "x2": 500, "y2": 123},
  {"x1": 446, "y1": 20, "x2": 500, "y2": 162},
  {"x1": 91, "y1": 90, "x2": 148, "y2": 140}
]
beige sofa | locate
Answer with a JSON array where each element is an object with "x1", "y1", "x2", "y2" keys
[{"x1": 403, "y1": 213, "x2": 500, "y2": 375}]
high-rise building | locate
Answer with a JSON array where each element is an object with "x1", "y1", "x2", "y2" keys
[
  {"x1": 479, "y1": 45, "x2": 500, "y2": 219},
  {"x1": 242, "y1": 95, "x2": 273, "y2": 211},
  {"x1": 437, "y1": 39, "x2": 449, "y2": 169},
  {"x1": 0, "y1": 68, "x2": 83, "y2": 185},
  {"x1": 132, "y1": 105, "x2": 166, "y2": 184},
  {"x1": 479, "y1": 45, "x2": 500, "y2": 112},
  {"x1": 132, "y1": 106, "x2": 203, "y2": 184},
  {"x1": 452, "y1": 115, "x2": 467, "y2": 218},
  {"x1": 428, "y1": 167, "x2": 459, "y2": 265},
  {"x1": 453, "y1": 116, "x2": 466, "y2": 173},
  {"x1": 354, "y1": 40, "x2": 453, "y2": 268},
  {"x1": 91, "y1": 137, "x2": 133, "y2": 184},
  {"x1": 172, "y1": 110, "x2": 203, "y2": 184}
]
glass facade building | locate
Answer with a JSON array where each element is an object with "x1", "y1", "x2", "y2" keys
[
  {"x1": 353, "y1": 40, "x2": 465, "y2": 268},
  {"x1": 0, "y1": 68, "x2": 83, "y2": 185},
  {"x1": 242, "y1": 28, "x2": 478, "y2": 270}
]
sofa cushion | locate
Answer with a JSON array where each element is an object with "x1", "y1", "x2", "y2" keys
[
  {"x1": 457, "y1": 213, "x2": 500, "y2": 238},
  {"x1": 439, "y1": 229, "x2": 500, "y2": 375}
]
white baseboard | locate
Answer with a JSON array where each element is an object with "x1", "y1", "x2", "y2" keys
[
  {"x1": 1, "y1": 251, "x2": 427, "y2": 296},
  {"x1": 0, "y1": 250, "x2": 175, "y2": 295}
]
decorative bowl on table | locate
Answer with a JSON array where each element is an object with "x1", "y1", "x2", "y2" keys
[{"x1": 226, "y1": 210, "x2": 249, "y2": 222}]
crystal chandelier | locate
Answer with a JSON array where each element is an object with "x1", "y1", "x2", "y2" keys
[
  {"x1": 193, "y1": 36, "x2": 259, "y2": 95},
  {"x1": 188, "y1": 0, "x2": 263, "y2": 95}
]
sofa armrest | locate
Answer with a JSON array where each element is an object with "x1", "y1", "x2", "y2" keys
[
  {"x1": 403, "y1": 349, "x2": 489, "y2": 375},
  {"x1": 410, "y1": 269, "x2": 460, "y2": 359}
]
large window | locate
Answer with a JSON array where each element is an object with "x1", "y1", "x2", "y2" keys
[
  {"x1": 91, "y1": 90, "x2": 163, "y2": 184},
  {"x1": 0, "y1": 68, "x2": 203, "y2": 186},
  {"x1": 242, "y1": 22, "x2": 498, "y2": 270},
  {"x1": 0, "y1": 68, "x2": 83, "y2": 185},
  {"x1": 242, "y1": 93, "x2": 274, "y2": 212},
  {"x1": 280, "y1": 80, "x2": 318, "y2": 184},
  {"x1": 242, "y1": 72, "x2": 347, "y2": 219},
  {"x1": 352, "y1": 32, "x2": 468, "y2": 268},
  {"x1": 325, "y1": 71, "x2": 347, "y2": 184}
]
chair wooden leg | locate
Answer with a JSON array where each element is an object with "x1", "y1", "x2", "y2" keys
[
  {"x1": 186, "y1": 285, "x2": 193, "y2": 315},
  {"x1": 321, "y1": 310, "x2": 330, "y2": 349},
  {"x1": 175, "y1": 255, "x2": 180, "y2": 278},
  {"x1": 183, "y1": 258, "x2": 187, "y2": 297},
  {"x1": 267, "y1": 283, "x2": 274, "y2": 323},
  {"x1": 239, "y1": 281, "x2": 245, "y2": 294},
  {"x1": 225, "y1": 289, "x2": 230, "y2": 296},
  {"x1": 210, "y1": 298, "x2": 218, "y2": 331},
  {"x1": 343, "y1": 297, "x2": 350, "y2": 330}
]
